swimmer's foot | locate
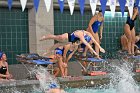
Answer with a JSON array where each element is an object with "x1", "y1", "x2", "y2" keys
[
  {"x1": 40, "y1": 35, "x2": 46, "y2": 41},
  {"x1": 40, "y1": 34, "x2": 52, "y2": 41},
  {"x1": 94, "y1": 55, "x2": 101, "y2": 59}
]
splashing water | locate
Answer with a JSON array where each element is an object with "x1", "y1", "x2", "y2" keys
[
  {"x1": 0, "y1": 87, "x2": 23, "y2": 93},
  {"x1": 32, "y1": 66, "x2": 60, "y2": 92},
  {"x1": 66, "y1": 62, "x2": 140, "y2": 93},
  {"x1": 109, "y1": 62, "x2": 140, "y2": 93}
]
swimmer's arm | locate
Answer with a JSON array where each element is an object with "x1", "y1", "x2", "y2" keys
[
  {"x1": 100, "y1": 23, "x2": 103, "y2": 40},
  {"x1": 5, "y1": 62, "x2": 12, "y2": 79},
  {"x1": 79, "y1": 35, "x2": 98, "y2": 56},
  {"x1": 5, "y1": 62, "x2": 10, "y2": 75},
  {"x1": 87, "y1": 33, "x2": 102, "y2": 49},
  {"x1": 132, "y1": 8, "x2": 138, "y2": 20},
  {"x1": 66, "y1": 46, "x2": 78, "y2": 63},
  {"x1": 88, "y1": 16, "x2": 96, "y2": 36},
  {"x1": 63, "y1": 45, "x2": 69, "y2": 62}
]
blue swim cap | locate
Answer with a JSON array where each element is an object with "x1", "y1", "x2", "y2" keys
[
  {"x1": 56, "y1": 50, "x2": 63, "y2": 55},
  {"x1": 49, "y1": 83, "x2": 57, "y2": 88},
  {"x1": 84, "y1": 35, "x2": 91, "y2": 42},
  {"x1": 0, "y1": 51, "x2": 3, "y2": 59}
]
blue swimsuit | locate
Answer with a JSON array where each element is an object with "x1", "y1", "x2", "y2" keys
[
  {"x1": 81, "y1": 35, "x2": 91, "y2": 49},
  {"x1": 68, "y1": 32, "x2": 80, "y2": 43},
  {"x1": 92, "y1": 20, "x2": 102, "y2": 33},
  {"x1": 55, "y1": 48, "x2": 64, "y2": 56},
  {"x1": 55, "y1": 48, "x2": 73, "y2": 56}
]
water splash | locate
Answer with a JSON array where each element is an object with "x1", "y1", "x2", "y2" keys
[
  {"x1": 32, "y1": 66, "x2": 60, "y2": 92},
  {"x1": 66, "y1": 60, "x2": 140, "y2": 93},
  {"x1": 109, "y1": 62, "x2": 140, "y2": 93},
  {"x1": 0, "y1": 87, "x2": 23, "y2": 93}
]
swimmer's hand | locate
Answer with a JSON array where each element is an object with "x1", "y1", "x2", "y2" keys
[
  {"x1": 62, "y1": 63, "x2": 68, "y2": 68},
  {"x1": 100, "y1": 34, "x2": 102, "y2": 40},
  {"x1": 40, "y1": 35, "x2": 46, "y2": 41},
  {"x1": 6, "y1": 74, "x2": 13, "y2": 79},
  {"x1": 100, "y1": 47, "x2": 105, "y2": 53}
]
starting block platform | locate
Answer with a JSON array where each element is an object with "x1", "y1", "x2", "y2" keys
[
  {"x1": 16, "y1": 53, "x2": 54, "y2": 79},
  {"x1": 77, "y1": 57, "x2": 107, "y2": 76}
]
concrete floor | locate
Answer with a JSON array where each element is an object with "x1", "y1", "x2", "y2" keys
[{"x1": 8, "y1": 61, "x2": 82, "y2": 80}]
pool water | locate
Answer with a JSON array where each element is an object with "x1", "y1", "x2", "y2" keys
[
  {"x1": 66, "y1": 88, "x2": 120, "y2": 93},
  {"x1": 65, "y1": 87, "x2": 140, "y2": 93}
]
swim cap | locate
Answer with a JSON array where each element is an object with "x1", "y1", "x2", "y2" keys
[
  {"x1": 56, "y1": 50, "x2": 63, "y2": 55},
  {"x1": 49, "y1": 83, "x2": 57, "y2": 88},
  {"x1": 0, "y1": 51, "x2": 3, "y2": 59}
]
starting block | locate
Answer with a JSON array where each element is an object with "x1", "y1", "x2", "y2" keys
[
  {"x1": 77, "y1": 57, "x2": 107, "y2": 76},
  {"x1": 16, "y1": 53, "x2": 54, "y2": 79}
]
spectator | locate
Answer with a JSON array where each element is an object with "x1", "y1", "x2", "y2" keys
[{"x1": 0, "y1": 51, "x2": 13, "y2": 80}]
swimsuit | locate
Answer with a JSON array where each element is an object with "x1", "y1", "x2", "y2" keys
[
  {"x1": 55, "y1": 48, "x2": 64, "y2": 56},
  {"x1": 81, "y1": 35, "x2": 91, "y2": 49},
  {"x1": 68, "y1": 32, "x2": 80, "y2": 43},
  {"x1": 126, "y1": 17, "x2": 137, "y2": 30},
  {"x1": 0, "y1": 66, "x2": 7, "y2": 79},
  {"x1": 92, "y1": 20, "x2": 102, "y2": 33},
  {"x1": 55, "y1": 48, "x2": 73, "y2": 56}
]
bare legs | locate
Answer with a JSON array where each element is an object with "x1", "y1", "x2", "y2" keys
[
  {"x1": 121, "y1": 35, "x2": 128, "y2": 51},
  {"x1": 40, "y1": 33, "x2": 68, "y2": 42},
  {"x1": 53, "y1": 67, "x2": 60, "y2": 77},
  {"x1": 124, "y1": 24, "x2": 136, "y2": 55},
  {"x1": 82, "y1": 41, "x2": 93, "y2": 56},
  {"x1": 57, "y1": 56, "x2": 65, "y2": 77},
  {"x1": 56, "y1": 55, "x2": 68, "y2": 77},
  {"x1": 90, "y1": 33, "x2": 100, "y2": 55},
  {"x1": 40, "y1": 33, "x2": 70, "y2": 55},
  {"x1": 131, "y1": 29, "x2": 136, "y2": 54},
  {"x1": 83, "y1": 46, "x2": 89, "y2": 56},
  {"x1": 63, "y1": 63, "x2": 68, "y2": 76}
]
